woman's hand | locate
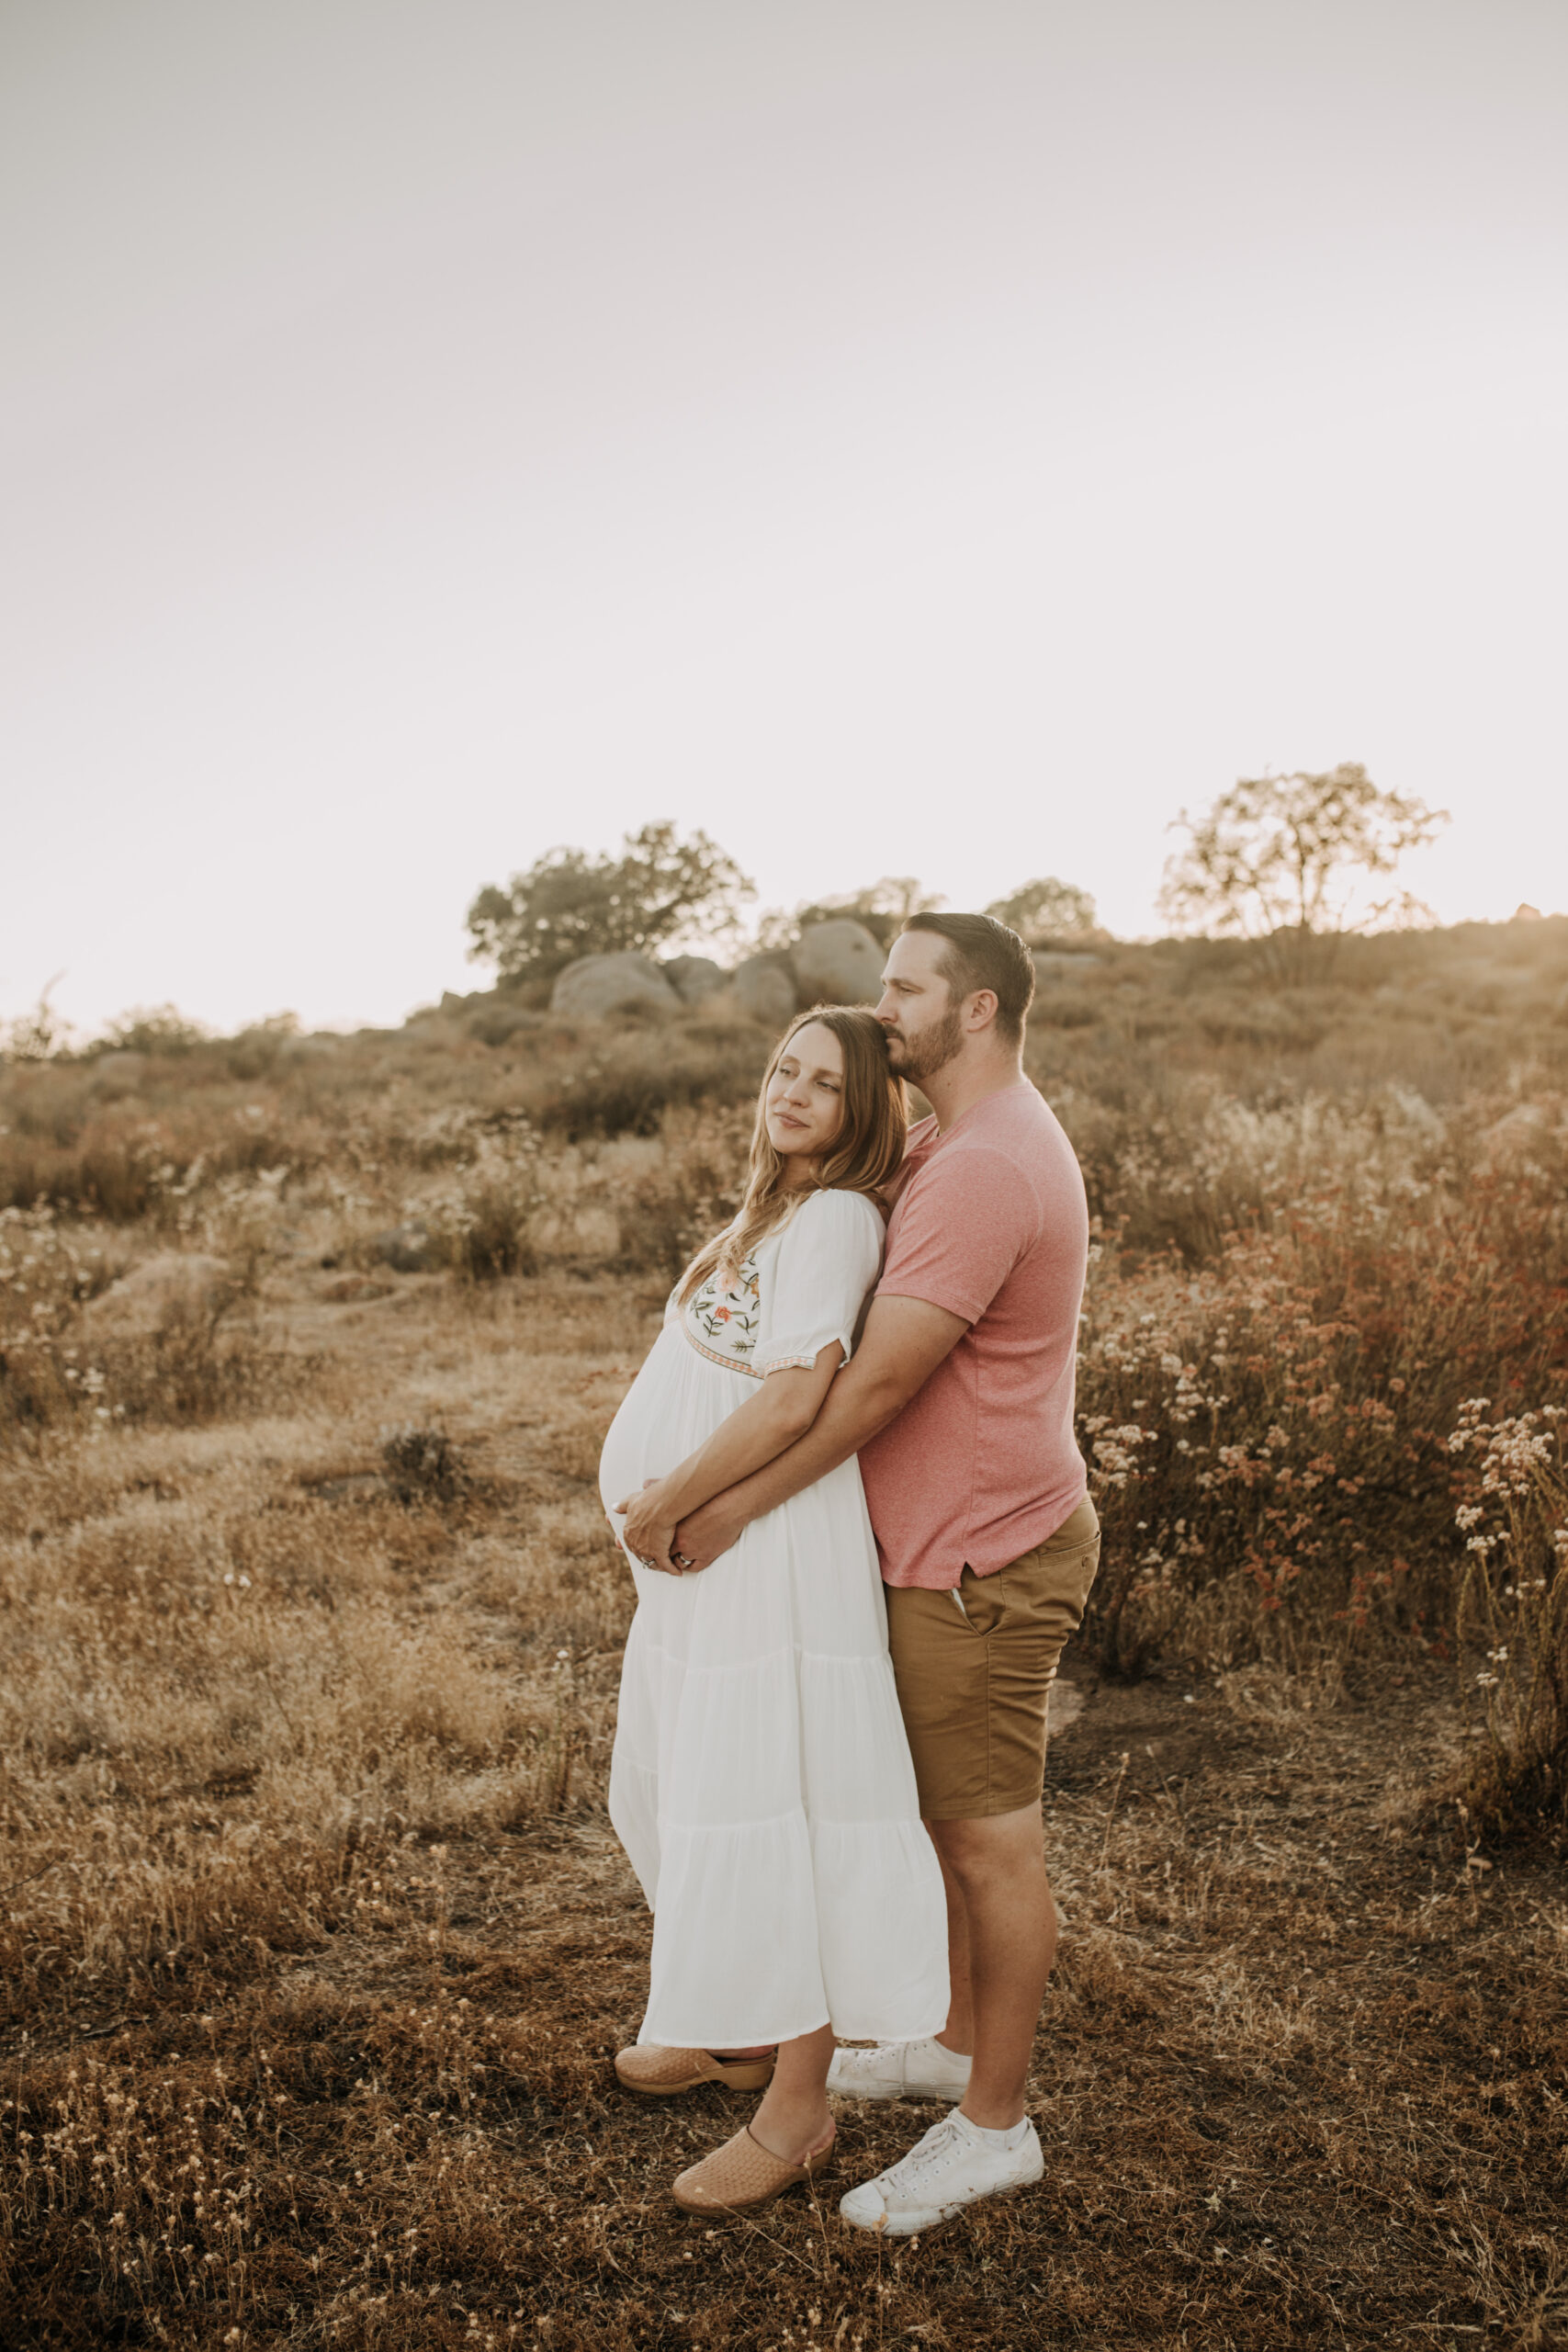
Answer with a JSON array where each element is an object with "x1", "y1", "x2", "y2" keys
[
  {"x1": 671, "y1": 1492, "x2": 749, "y2": 1573},
  {"x1": 616, "y1": 1478, "x2": 689, "y2": 1576}
]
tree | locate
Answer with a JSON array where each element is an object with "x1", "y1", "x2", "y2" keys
[
  {"x1": 758, "y1": 876, "x2": 943, "y2": 953},
  {"x1": 985, "y1": 877, "x2": 1099, "y2": 942},
  {"x1": 466, "y1": 821, "x2": 756, "y2": 985},
  {"x1": 1158, "y1": 763, "x2": 1448, "y2": 978}
]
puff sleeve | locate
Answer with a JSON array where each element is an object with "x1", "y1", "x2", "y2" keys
[{"x1": 753, "y1": 1190, "x2": 885, "y2": 1376}]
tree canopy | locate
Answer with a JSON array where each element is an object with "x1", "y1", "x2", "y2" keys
[
  {"x1": 466, "y1": 822, "x2": 756, "y2": 984},
  {"x1": 985, "y1": 876, "x2": 1099, "y2": 942},
  {"x1": 1158, "y1": 764, "x2": 1448, "y2": 976}
]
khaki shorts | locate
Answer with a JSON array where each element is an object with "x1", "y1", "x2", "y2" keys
[{"x1": 885, "y1": 1498, "x2": 1100, "y2": 1821}]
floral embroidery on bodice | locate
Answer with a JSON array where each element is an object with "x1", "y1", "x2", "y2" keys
[{"x1": 678, "y1": 1251, "x2": 764, "y2": 1378}]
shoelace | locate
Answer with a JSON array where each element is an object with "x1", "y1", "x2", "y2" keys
[
  {"x1": 852, "y1": 2036, "x2": 960, "y2": 2059},
  {"x1": 885, "y1": 2116, "x2": 971, "y2": 2186}
]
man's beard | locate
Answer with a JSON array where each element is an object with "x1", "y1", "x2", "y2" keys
[{"x1": 886, "y1": 1004, "x2": 964, "y2": 1087}]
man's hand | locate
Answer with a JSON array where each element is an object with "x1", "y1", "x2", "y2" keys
[{"x1": 671, "y1": 1490, "x2": 749, "y2": 1572}]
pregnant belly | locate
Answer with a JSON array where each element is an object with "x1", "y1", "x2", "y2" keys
[
  {"x1": 597, "y1": 1327, "x2": 737, "y2": 1521},
  {"x1": 597, "y1": 1340, "x2": 687, "y2": 1517},
  {"x1": 598, "y1": 1393, "x2": 656, "y2": 1519}
]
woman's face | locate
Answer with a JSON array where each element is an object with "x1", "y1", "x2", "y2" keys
[{"x1": 764, "y1": 1022, "x2": 847, "y2": 1172}]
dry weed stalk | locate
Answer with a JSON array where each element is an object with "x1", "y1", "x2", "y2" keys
[{"x1": 1450, "y1": 1401, "x2": 1568, "y2": 1826}]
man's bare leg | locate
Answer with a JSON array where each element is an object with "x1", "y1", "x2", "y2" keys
[
  {"x1": 927, "y1": 1802, "x2": 1056, "y2": 2130},
  {"x1": 931, "y1": 1838, "x2": 975, "y2": 2057}
]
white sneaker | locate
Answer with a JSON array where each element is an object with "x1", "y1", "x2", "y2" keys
[
  {"x1": 839, "y1": 2109, "x2": 1043, "y2": 2236},
  {"x1": 826, "y1": 2036, "x2": 973, "y2": 2103}
]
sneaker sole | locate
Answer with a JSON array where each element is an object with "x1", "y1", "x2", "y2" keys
[
  {"x1": 839, "y1": 2169, "x2": 1043, "y2": 2238},
  {"x1": 827, "y1": 2079, "x2": 969, "y2": 2103}
]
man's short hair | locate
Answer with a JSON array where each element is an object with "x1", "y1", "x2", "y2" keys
[{"x1": 903, "y1": 910, "x2": 1036, "y2": 1044}]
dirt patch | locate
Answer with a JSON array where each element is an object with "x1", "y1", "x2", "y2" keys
[
  {"x1": 5, "y1": 1237, "x2": 1565, "y2": 2348},
  {"x1": 6, "y1": 1672, "x2": 1565, "y2": 2349}
]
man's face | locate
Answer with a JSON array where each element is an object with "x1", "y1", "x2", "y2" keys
[{"x1": 875, "y1": 932, "x2": 965, "y2": 1086}]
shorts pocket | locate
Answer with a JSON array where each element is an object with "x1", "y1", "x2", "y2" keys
[
  {"x1": 1023, "y1": 1535, "x2": 1100, "y2": 1638},
  {"x1": 954, "y1": 1562, "x2": 1010, "y2": 1640}
]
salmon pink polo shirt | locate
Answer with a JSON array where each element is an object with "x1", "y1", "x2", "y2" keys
[{"x1": 859, "y1": 1082, "x2": 1089, "y2": 1590}]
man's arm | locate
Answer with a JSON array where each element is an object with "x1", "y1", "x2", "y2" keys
[{"x1": 671, "y1": 1294, "x2": 967, "y2": 1568}]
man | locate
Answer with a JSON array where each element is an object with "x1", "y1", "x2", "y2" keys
[{"x1": 672, "y1": 910, "x2": 1099, "y2": 2235}]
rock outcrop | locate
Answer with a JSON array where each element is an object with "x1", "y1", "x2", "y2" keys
[
  {"x1": 731, "y1": 956, "x2": 799, "y2": 1028},
  {"x1": 663, "y1": 955, "x2": 728, "y2": 1005},
  {"x1": 795, "y1": 920, "x2": 885, "y2": 1006},
  {"x1": 550, "y1": 953, "x2": 680, "y2": 1018}
]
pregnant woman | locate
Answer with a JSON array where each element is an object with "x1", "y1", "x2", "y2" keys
[{"x1": 600, "y1": 1005, "x2": 949, "y2": 2215}]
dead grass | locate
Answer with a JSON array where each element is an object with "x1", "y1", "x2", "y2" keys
[
  {"x1": 4, "y1": 925, "x2": 1568, "y2": 2345},
  {"x1": 6, "y1": 1663, "x2": 1565, "y2": 2348},
  {"x1": 3, "y1": 1253, "x2": 1564, "y2": 2348},
  {"x1": 0, "y1": 1272, "x2": 650, "y2": 2029}
]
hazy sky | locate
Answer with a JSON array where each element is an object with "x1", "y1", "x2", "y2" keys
[{"x1": 4, "y1": 0, "x2": 1565, "y2": 1035}]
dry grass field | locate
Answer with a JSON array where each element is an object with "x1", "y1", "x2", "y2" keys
[{"x1": 4, "y1": 921, "x2": 1568, "y2": 2348}]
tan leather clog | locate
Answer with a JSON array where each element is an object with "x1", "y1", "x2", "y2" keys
[
  {"x1": 672, "y1": 2123, "x2": 836, "y2": 2214},
  {"x1": 614, "y1": 2043, "x2": 776, "y2": 2095}
]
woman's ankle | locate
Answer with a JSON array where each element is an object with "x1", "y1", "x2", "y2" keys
[{"x1": 749, "y1": 2107, "x2": 834, "y2": 2166}]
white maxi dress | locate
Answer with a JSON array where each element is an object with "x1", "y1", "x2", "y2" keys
[{"x1": 602, "y1": 1187, "x2": 949, "y2": 2052}]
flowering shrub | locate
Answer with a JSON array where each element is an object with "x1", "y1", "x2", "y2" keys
[
  {"x1": 0, "y1": 1200, "x2": 295, "y2": 1442},
  {"x1": 1447, "y1": 1400, "x2": 1567, "y2": 1825},
  {"x1": 370, "y1": 1107, "x2": 750, "y2": 1282},
  {"x1": 6, "y1": 990, "x2": 1566, "y2": 1774},
  {"x1": 586, "y1": 1109, "x2": 751, "y2": 1276},
  {"x1": 403, "y1": 1112, "x2": 545, "y2": 1279},
  {"x1": 1077, "y1": 1130, "x2": 1568, "y2": 1693},
  {"x1": 0, "y1": 1205, "x2": 124, "y2": 1435}
]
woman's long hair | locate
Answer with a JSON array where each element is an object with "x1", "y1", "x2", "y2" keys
[{"x1": 677, "y1": 1004, "x2": 908, "y2": 1305}]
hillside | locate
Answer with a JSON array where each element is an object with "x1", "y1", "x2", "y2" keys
[{"x1": 2, "y1": 915, "x2": 1565, "y2": 2346}]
